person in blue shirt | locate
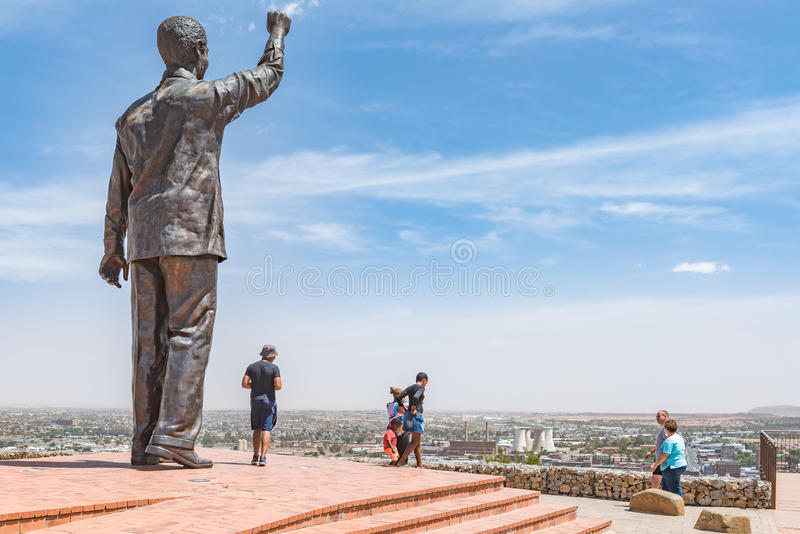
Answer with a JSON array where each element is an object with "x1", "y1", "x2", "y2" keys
[
  {"x1": 651, "y1": 418, "x2": 687, "y2": 496},
  {"x1": 395, "y1": 372, "x2": 428, "y2": 468}
]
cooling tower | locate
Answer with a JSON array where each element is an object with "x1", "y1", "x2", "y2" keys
[
  {"x1": 513, "y1": 427, "x2": 531, "y2": 452},
  {"x1": 543, "y1": 427, "x2": 555, "y2": 451},
  {"x1": 530, "y1": 427, "x2": 556, "y2": 452}
]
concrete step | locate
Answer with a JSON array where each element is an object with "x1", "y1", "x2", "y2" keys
[{"x1": 289, "y1": 488, "x2": 541, "y2": 534}]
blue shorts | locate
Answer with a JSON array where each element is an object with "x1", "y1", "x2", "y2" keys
[
  {"x1": 403, "y1": 412, "x2": 424, "y2": 434},
  {"x1": 250, "y1": 397, "x2": 277, "y2": 431}
]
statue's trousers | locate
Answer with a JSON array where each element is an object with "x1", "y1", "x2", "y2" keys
[{"x1": 129, "y1": 254, "x2": 218, "y2": 452}]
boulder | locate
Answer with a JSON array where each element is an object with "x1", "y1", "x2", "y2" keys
[
  {"x1": 694, "y1": 509, "x2": 751, "y2": 533},
  {"x1": 629, "y1": 488, "x2": 685, "y2": 516}
]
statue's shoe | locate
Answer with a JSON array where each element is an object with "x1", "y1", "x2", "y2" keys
[
  {"x1": 131, "y1": 455, "x2": 161, "y2": 466},
  {"x1": 145, "y1": 444, "x2": 213, "y2": 469}
]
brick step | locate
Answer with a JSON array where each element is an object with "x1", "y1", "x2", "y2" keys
[
  {"x1": 25, "y1": 477, "x2": 507, "y2": 534},
  {"x1": 520, "y1": 516, "x2": 612, "y2": 534},
  {"x1": 423, "y1": 502, "x2": 576, "y2": 534},
  {"x1": 0, "y1": 496, "x2": 182, "y2": 533},
  {"x1": 427, "y1": 509, "x2": 612, "y2": 534},
  {"x1": 288, "y1": 488, "x2": 541, "y2": 534},
  {"x1": 521, "y1": 517, "x2": 612, "y2": 534}
]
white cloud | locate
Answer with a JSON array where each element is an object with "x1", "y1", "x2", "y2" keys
[
  {"x1": 5, "y1": 95, "x2": 800, "y2": 280},
  {"x1": 268, "y1": 0, "x2": 321, "y2": 18},
  {"x1": 0, "y1": 228, "x2": 96, "y2": 281},
  {"x1": 229, "y1": 97, "x2": 800, "y2": 208},
  {"x1": 672, "y1": 261, "x2": 730, "y2": 275},
  {"x1": 37, "y1": 143, "x2": 107, "y2": 160},
  {"x1": 499, "y1": 23, "x2": 616, "y2": 47},
  {"x1": 269, "y1": 222, "x2": 359, "y2": 249},
  {"x1": 600, "y1": 201, "x2": 744, "y2": 229},
  {"x1": 492, "y1": 23, "x2": 724, "y2": 56},
  {"x1": 0, "y1": 180, "x2": 102, "y2": 281},
  {"x1": 0, "y1": 181, "x2": 101, "y2": 227},
  {"x1": 477, "y1": 206, "x2": 582, "y2": 238},
  {"x1": 358, "y1": 0, "x2": 616, "y2": 24}
]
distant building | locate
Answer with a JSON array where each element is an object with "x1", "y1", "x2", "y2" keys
[
  {"x1": 715, "y1": 460, "x2": 741, "y2": 477},
  {"x1": 551, "y1": 459, "x2": 591, "y2": 468},
  {"x1": 442, "y1": 441, "x2": 498, "y2": 457},
  {"x1": 234, "y1": 439, "x2": 249, "y2": 451},
  {"x1": 720, "y1": 445, "x2": 736, "y2": 461},
  {"x1": 52, "y1": 419, "x2": 75, "y2": 427}
]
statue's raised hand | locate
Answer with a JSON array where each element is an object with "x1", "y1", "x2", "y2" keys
[
  {"x1": 99, "y1": 254, "x2": 128, "y2": 288},
  {"x1": 267, "y1": 11, "x2": 291, "y2": 37}
]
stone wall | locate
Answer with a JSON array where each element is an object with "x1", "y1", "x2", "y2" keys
[
  {"x1": 352, "y1": 458, "x2": 772, "y2": 509},
  {"x1": 0, "y1": 450, "x2": 70, "y2": 460}
]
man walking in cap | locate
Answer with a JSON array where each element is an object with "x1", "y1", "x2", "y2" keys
[{"x1": 242, "y1": 345, "x2": 282, "y2": 466}]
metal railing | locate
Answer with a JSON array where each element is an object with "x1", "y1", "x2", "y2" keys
[
  {"x1": 760, "y1": 429, "x2": 800, "y2": 509},
  {"x1": 767, "y1": 430, "x2": 800, "y2": 472},
  {"x1": 759, "y1": 431, "x2": 777, "y2": 509}
]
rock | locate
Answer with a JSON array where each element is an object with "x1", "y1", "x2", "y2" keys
[
  {"x1": 694, "y1": 509, "x2": 752, "y2": 533},
  {"x1": 629, "y1": 489, "x2": 685, "y2": 516}
]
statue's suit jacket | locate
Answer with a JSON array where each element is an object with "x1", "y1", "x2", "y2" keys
[{"x1": 104, "y1": 39, "x2": 284, "y2": 263}]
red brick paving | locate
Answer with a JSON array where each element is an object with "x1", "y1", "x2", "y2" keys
[{"x1": 0, "y1": 450, "x2": 611, "y2": 533}]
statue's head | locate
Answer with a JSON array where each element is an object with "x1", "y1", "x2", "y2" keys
[{"x1": 157, "y1": 16, "x2": 209, "y2": 79}]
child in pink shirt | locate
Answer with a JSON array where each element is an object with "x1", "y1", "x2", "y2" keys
[{"x1": 383, "y1": 418, "x2": 402, "y2": 464}]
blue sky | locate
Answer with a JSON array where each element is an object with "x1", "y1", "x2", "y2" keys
[{"x1": 1, "y1": 0, "x2": 798, "y2": 412}]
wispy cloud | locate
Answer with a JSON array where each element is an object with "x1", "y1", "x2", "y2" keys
[
  {"x1": 267, "y1": 0, "x2": 320, "y2": 18},
  {"x1": 600, "y1": 202, "x2": 744, "y2": 229},
  {"x1": 498, "y1": 23, "x2": 616, "y2": 47},
  {"x1": 4, "y1": 95, "x2": 799, "y2": 280},
  {"x1": 476, "y1": 206, "x2": 582, "y2": 238},
  {"x1": 0, "y1": 181, "x2": 101, "y2": 227},
  {"x1": 0, "y1": 228, "x2": 95, "y2": 281},
  {"x1": 672, "y1": 261, "x2": 730, "y2": 275},
  {"x1": 269, "y1": 222, "x2": 359, "y2": 250},
  {"x1": 229, "y1": 97, "x2": 800, "y2": 205},
  {"x1": 352, "y1": 0, "x2": 618, "y2": 25},
  {"x1": 491, "y1": 23, "x2": 725, "y2": 56}
]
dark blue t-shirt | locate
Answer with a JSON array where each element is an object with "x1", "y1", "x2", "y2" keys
[
  {"x1": 399, "y1": 383, "x2": 425, "y2": 414},
  {"x1": 246, "y1": 360, "x2": 280, "y2": 401}
]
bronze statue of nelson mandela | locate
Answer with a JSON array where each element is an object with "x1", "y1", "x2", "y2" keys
[{"x1": 98, "y1": 11, "x2": 291, "y2": 469}]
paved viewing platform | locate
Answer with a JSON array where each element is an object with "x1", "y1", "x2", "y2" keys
[
  {"x1": 0, "y1": 449, "x2": 611, "y2": 533},
  {"x1": 541, "y1": 473, "x2": 800, "y2": 534}
]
